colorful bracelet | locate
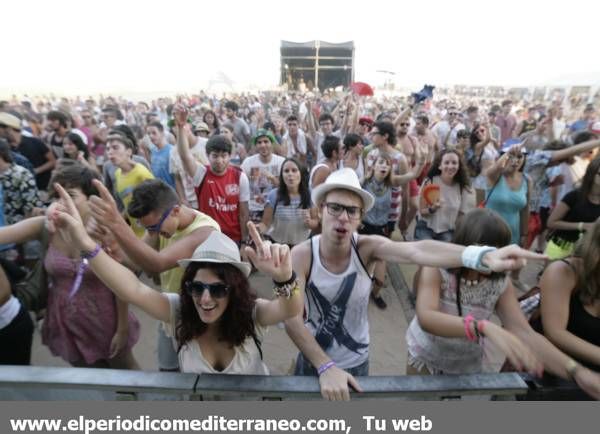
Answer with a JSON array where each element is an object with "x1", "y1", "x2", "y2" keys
[
  {"x1": 318, "y1": 361, "x2": 336, "y2": 376},
  {"x1": 464, "y1": 314, "x2": 476, "y2": 342}
]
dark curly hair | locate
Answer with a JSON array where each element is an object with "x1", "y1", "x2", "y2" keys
[
  {"x1": 426, "y1": 149, "x2": 471, "y2": 191},
  {"x1": 175, "y1": 262, "x2": 257, "y2": 352}
]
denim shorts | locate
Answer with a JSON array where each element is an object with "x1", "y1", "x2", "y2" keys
[
  {"x1": 413, "y1": 218, "x2": 454, "y2": 242},
  {"x1": 294, "y1": 353, "x2": 369, "y2": 377}
]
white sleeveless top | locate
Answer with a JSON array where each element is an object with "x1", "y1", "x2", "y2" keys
[
  {"x1": 340, "y1": 157, "x2": 365, "y2": 181},
  {"x1": 309, "y1": 163, "x2": 330, "y2": 190},
  {"x1": 165, "y1": 293, "x2": 269, "y2": 375},
  {"x1": 304, "y1": 234, "x2": 373, "y2": 369}
]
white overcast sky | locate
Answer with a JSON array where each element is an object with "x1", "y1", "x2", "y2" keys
[{"x1": 2, "y1": 0, "x2": 599, "y2": 97}]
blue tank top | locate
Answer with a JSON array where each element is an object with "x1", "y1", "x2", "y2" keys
[{"x1": 485, "y1": 175, "x2": 527, "y2": 244}]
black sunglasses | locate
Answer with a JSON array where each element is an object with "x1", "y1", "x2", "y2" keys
[{"x1": 184, "y1": 280, "x2": 230, "y2": 299}]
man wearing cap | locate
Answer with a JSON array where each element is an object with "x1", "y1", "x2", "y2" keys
[
  {"x1": 284, "y1": 168, "x2": 546, "y2": 401},
  {"x1": 0, "y1": 113, "x2": 39, "y2": 179},
  {"x1": 241, "y1": 129, "x2": 285, "y2": 224},
  {"x1": 170, "y1": 121, "x2": 209, "y2": 209},
  {"x1": 173, "y1": 105, "x2": 250, "y2": 245}
]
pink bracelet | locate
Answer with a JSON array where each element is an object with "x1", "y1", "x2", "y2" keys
[
  {"x1": 464, "y1": 314, "x2": 476, "y2": 342},
  {"x1": 317, "y1": 361, "x2": 336, "y2": 376}
]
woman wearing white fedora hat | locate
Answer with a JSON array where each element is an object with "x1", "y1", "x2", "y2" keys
[
  {"x1": 284, "y1": 168, "x2": 547, "y2": 400},
  {"x1": 48, "y1": 183, "x2": 302, "y2": 375}
]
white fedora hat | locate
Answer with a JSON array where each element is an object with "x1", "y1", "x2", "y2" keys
[
  {"x1": 311, "y1": 168, "x2": 375, "y2": 211},
  {"x1": 177, "y1": 231, "x2": 252, "y2": 277}
]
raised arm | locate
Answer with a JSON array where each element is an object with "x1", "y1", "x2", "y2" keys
[
  {"x1": 173, "y1": 105, "x2": 199, "y2": 178},
  {"x1": 50, "y1": 184, "x2": 171, "y2": 322},
  {"x1": 0, "y1": 216, "x2": 45, "y2": 245},
  {"x1": 244, "y1": 222, "x2": 302, "y2": 326},
  {"x1": 88, "y1": 179, "x2": 214, "y2": 273},
  {"x1": 549, "y1": 138, "x2": 600, "y2": 165}
]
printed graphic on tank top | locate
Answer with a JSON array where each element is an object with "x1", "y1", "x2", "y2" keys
[{"x1": 304, "y1": 233, "x2": 373, "y2": 369}]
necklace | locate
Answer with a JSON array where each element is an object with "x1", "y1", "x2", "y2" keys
[{"x1": 459, "y1": 276, "x2": 481, "y2": 287}]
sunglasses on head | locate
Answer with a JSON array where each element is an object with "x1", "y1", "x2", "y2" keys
[{"x1": 184, "y1": 280, "x2": 230, "y2": 299}]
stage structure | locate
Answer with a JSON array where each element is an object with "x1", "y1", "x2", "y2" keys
[{"x1": 280, "y1": 40, "x2": 354, "y2": 91}]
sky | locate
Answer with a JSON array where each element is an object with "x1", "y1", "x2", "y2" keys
[{"x1": 3, "y1": 0, "x2": 600, "y2": 98}]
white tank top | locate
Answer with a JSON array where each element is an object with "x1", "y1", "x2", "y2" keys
[
  {"x1": 304, "y1": 234, "x2": 373, "y2": 369},
  {"x1": 309, "y1": 163, "x2": 330, "y2": 190}
]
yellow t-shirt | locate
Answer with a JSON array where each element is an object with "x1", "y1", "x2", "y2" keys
[
  {"x1": 159, "y1": 210, "x2": 220, "y2": 294},
  {"x1": 115, "y1": 163, "x2": 155, "y2": 238}
]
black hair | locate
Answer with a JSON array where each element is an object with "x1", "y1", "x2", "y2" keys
[
  {"x1": 47, "y1": 110, "x2": 68, "y2": 128},
  {"x1": 65, "y1": 132, "x2": 90, "y2": 160},
  {"x1": 321, "y1": 135, "x2": 341, "y2": 159},
  {"x1": 343, "y1": 133, "x2": 363, "y2": 151},
  {"x1": 127, "y1": 179, "x2": 180, "y2": 218},
  {"x1": 147, "y1": 121, "x2": 164, "y2": 132},
  {"x1": 111, "y1": 125, "x2": 139, "y2": 154},
  {"x1": 176, "y1": 262, "x2": 257, "y2": 350},
  {"x1": 573, "y1": 131, "x2": 597, "y2": 144},
  {"x1": 225, "y1": 101, "x2": 239, "y2": 112},
  {"x1": 203, "y1": 110, "x2": 220, "y2": 129},
  {"x1": 277, "y1": 158, "x2": 311, "y2": 209},
  {"x1": 373, "y1": 121, "x2": 396, "y2": 145},
  {"x1": 318, "y1": 113, "x2": 334, "y2": 124},
  {"x1": 48, "y1": 162, "x2": 101, "y2": 198},
  {"x1": 415, "y1": 115, "x2": 430, "y2": 126},
  {"x1": 206, "y1": 135, "x2": 233, "y2": 155},
  {"x1": 286, "y1": 115, "x2": 299, "y2": 123},
  {"x1": 427, "y1": 149, "x2": 471, "y2": 190}
]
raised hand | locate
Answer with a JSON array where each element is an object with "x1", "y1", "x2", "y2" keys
[
  {"x1": 243, "y1": 222, "x2": 292, "y2": 282},
  {"x1": 48, "y1": 183, "x2": 95, "y2": 251},
  {"x1": 88, "y1": 179, "x2": 127, "y2": 230},
  {"x1": 172, "y1": 104, "x2": 188, "y2": 128}
]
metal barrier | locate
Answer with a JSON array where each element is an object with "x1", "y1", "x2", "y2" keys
[
  {"x1": 0, "y1": 366, "x2": 590, "y2": 401},
  {"x1": 0, "y1": 365, "x2": 530, "y2": 400}
]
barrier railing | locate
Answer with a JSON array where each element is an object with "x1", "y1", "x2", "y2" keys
[
  {"x1": 0, "y1": 365, "x2": 528, "y2": 400},
  {"x1": 0, "y1": 366, "x2": 589, "y2": 400}
]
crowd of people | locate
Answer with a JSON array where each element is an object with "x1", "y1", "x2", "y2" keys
[{"x1": 0, "y1": 88, "x2": 599, "y2": 400}]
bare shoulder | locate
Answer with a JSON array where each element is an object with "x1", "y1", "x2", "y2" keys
[
  {"x1": 541, "y1": 258, "x2": 578, "y2": 288},
  {"x1": 356, "y1": 234, "x2": 391, "y2": 263},
  {"x1": 291, "y1": 240, "x2": 312, "y2": 280}
]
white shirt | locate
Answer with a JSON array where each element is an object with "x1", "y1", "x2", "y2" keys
[{"x1": 240, "y1": 154, "x2": 285, "y2": 212}]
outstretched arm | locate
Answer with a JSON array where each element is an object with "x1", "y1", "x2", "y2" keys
[
  {"x1": 364, "y1": 235, "x2": 546, "y2": 273},
  {"x1": 50, "y1": 184, "x2": 170, "y2": 322}
]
